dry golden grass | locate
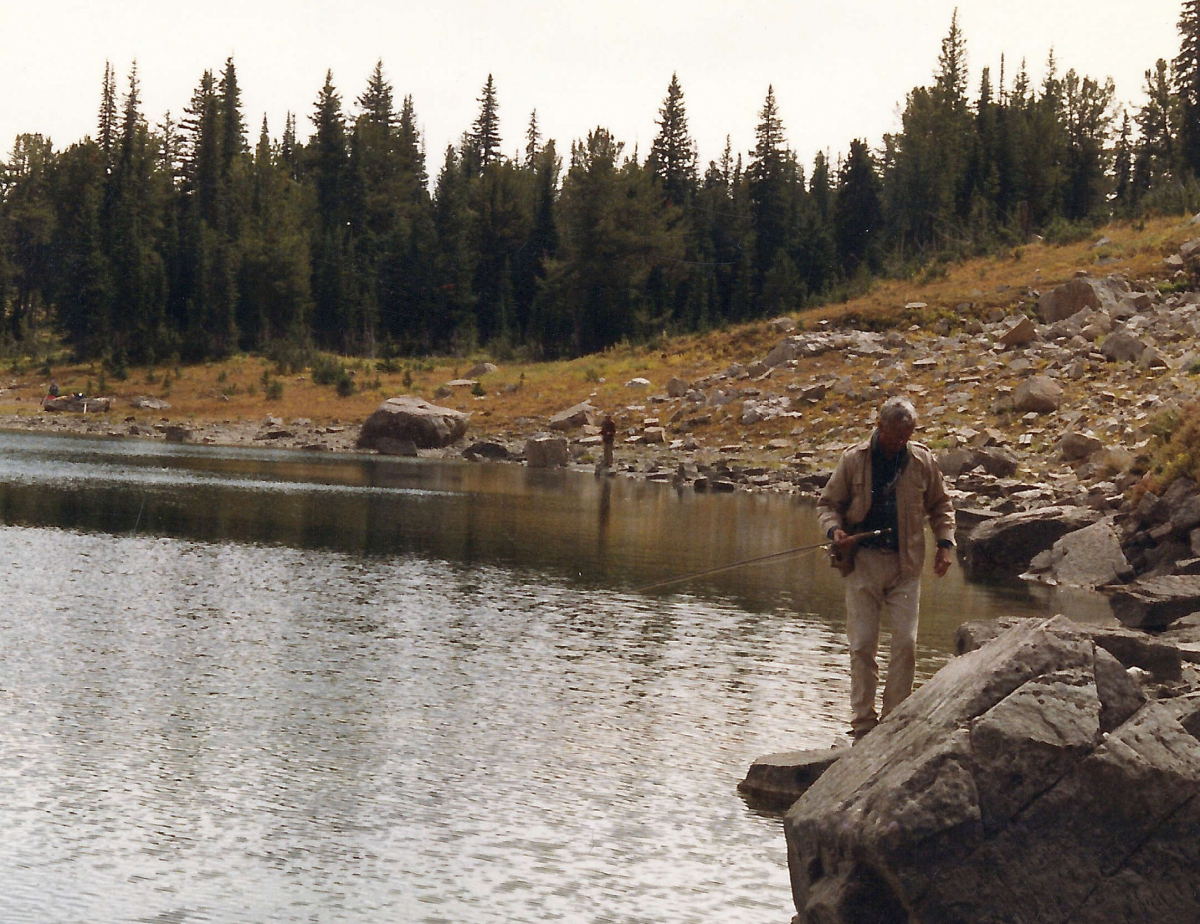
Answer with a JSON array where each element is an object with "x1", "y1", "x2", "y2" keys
[{"x1": 0, "y1": 214, "x2": 1194, "y2": 444}]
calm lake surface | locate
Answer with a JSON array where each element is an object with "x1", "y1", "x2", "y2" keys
[{"x1": 0, "y1": 430, "x2": 1110, "y2": 923}]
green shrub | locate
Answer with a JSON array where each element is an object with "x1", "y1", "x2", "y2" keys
[
  {"x1": 265, "y1": 378, "x2": 284, "y2": 400},
  {"x1": 311, "y1": 355, "x2": 348, "y2": 386},
  {"x1": 268, "y1": 334, "x2": 313, "y2": 375},
  {"x1": 336, "y1": 373, "x2": 355, "y2": 397}
]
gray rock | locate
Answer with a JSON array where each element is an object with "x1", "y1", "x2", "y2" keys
[
  {"x1": 764, "y1": 339, "x2": 799, "y2": 367},
  {"x1": 973, "y1": 446, "x2": 1020, "y2": 477},
  {"x1": 524, "y1": 434, "x2": 569, "y2": 468},
  {"x1": 768, "y1": 316, "x2": 797, "y2": 333},
  {"x1": 1101, "y1": 329, "x2": 1148, "y2": 363},
  {"x1": 738, "y1": 748, "x2": 848, "y2": 812},
  {"x1": 1171, "y1": 494, "x2": 1200, "y2": 533},
  {"x1": 962, "y1": 506, "x2": 1103, "y2": 578},
  {"x1": 997, "y1": 314, "x2": 1037, "y2": 347},
  {"x1": 548, "y1": 401, "x2": 596, "y2": 431},
  {"x1": 462, "y1": 441, "x2": 511, "y2": 461},
  {"x1": 957, "y1": 618, "x2": 1184, "y2": 683},
  {"x1": 1037, "y1": 276, "x2": 1130, "y2": 323},
  {"x1": 464, "y1": 362, "x2": 498, "y2": 377},
  {"x1": 1025, "y1": 517, "x2": 1134, "y2": 588},
  {"x1": 784, "y1": 616, "x2": 1200, "y2": 924},
  {"x1": 938, "y1": 447, "x2": 978, "y2": 477},
  {"x1": 130, "y1": 395, "x2": 172, "y2": 410},
  {"x1": 357, "y1": 396, "x2": 470, "y2": 450},
  {"x1": 1013, "y1": 375, "x2": 1063, "y2": 413},
  {"x1": 1060, "y1": 430, "x2": 1103, "y2": 462},
  {"x1": 1107, "y1": 575, "x2": 1200, "y2": 630},
  {"x1": 665, "y1": 377, "x2": 690, "y2": 398}
]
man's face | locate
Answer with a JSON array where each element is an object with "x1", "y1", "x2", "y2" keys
[{"x1": 877, "y1": 418, "x2": 915, "y2": 456}]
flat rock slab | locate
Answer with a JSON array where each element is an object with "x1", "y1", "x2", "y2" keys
[
  {"x1": 738, "y1": 748, "x2": 848, "y2": 812},
  {"x1": 1107, "y1": 575, "x2": 1200, "y2": 630}
]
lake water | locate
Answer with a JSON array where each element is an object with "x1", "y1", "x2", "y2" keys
[{"x1": 0, "y1": 431, "x2": 1109, "y2": 923}]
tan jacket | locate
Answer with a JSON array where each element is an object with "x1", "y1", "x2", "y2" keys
[{"x1": 817, "y1": 437, "x2": 956, "y2": 580}]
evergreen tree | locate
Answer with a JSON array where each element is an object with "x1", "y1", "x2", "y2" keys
[
  {"x1": 1061, "y1": 69, "x2": 1114, "y2": 220},
  {"x1": 748, "y1": 86, "x2": 795, "y2": 307},
  {"x1": 1133, "y1": 59, "x2": 1176, "y2": 200},
  {"x1": 533, "y1": 128, "x2": 682, "y2": 355},
  {"x1": 2, "y1": 134, "x2": 56, "y2": 340},
  {"x1": 1176, "y1": 0, "x2": 1200, "y2": 177},
  {"x1": 647, "y1": 73, "x2": 698, "y2": 207},
  {"x1": 108, "y1": 63, "x2": 171, "y2": 358},
  {"x1": 432, "y1": 145, "x2": 477, "y2": 350},
  {"x1": 309, "y1": 70, "x2": 353, "y2": 349},
  {"x1": 524, "y1": 109, "x2": 541, "y2": 168},
  {"x1": 809, "y1": 151, "x2": 832, "y2": 222},
  {"x1": 218, "y1": 57, "x2": 247, "y2": 175},
  {"x1": 239, "y1": 114, "x2": 312, "y2": 348},
  {"x1": 98, "y1": 61, "x2": 118, "y2": 174},
  {"x1": 835, "y1": 138, "x2": 882, "y2": 273},
  {"x1": 468, "y1": 74, "x2": 501, "y2": 174},
  {"x1": 181, "y1": 70, "x2": 221, "y2": 224},
  {"x1": 357, "y1": 60, "x2": 394, "y2": 131},
  {"x1": 1112, "y1": 109, "x2": 1134, "y2": 213},
  {"x1": 49, "y1": 139, "x2": 113, "y2": 352},
  {"x1": 512, "y1": 137, "x2": 559, "y2": 341}
]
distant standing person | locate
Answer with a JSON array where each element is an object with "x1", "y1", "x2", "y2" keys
[
  {"x1": 600, "y1": 415, "x2": 617, "y2": 469},
  {"x1": 817, "y1": 397, "x2": 956, "y2": 743}
]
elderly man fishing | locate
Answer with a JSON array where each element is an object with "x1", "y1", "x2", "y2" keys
[{"x1": 818, "y1": 397, "x2": 956, "y2": 743}]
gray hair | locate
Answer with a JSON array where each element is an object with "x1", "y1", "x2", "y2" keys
[{"x1": 878, "y1": 396, "x2": 918, "y2": 428}]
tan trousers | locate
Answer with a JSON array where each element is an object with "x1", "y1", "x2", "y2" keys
[{"x1": 844, "y1": 548, "x2": 920, "y2": 735}]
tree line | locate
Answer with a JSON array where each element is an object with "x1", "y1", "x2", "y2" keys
[{"x1": 4, "y1": 5, "x2": 1200, "y2": 365}]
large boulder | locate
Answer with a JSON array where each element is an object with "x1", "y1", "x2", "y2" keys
[
  {"x1": 356, "y1": 396, "x2": 469, "y2": 450},
  {"x1": 961, "y1": 505, "x2": 1102, "y2": 578},
  {"x1": 784, "y1": 616, "x2": 1200, "y2": 924},
  {"x1": 1012, "y1": 375, "x2": 1063, "y2": 413},
  {"x1": 548, "y1": 401, "x2": 596, "y2": 431},
  {"x1": 996, "y1": 314, "x2": 1037, "y2": 348},
  {"x1": 1037, "y1": 276, "x2": 1131, "y2": 323},
  {"x1": 1101, "y1": 329, "x2": 1149, "y2": 363},
  {"x1": 1059, "y1": 430, "x2": 1104, "y2": 462},
  {"x1": 1023, "y1": 516, "x2": 1134, "y2": 588},
  {"x1": 524, "y1": 434, "x2": 569, "y2": 468}
]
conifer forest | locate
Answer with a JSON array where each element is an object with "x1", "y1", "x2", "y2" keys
[{"x1": 4, "y1": 7, "x2": 1200, "y2": 365}]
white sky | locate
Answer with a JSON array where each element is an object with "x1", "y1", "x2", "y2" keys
[{"x1": 0, "y1": 0, "x2": 1186, "y2": 174}]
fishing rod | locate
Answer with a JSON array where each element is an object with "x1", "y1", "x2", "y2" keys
[{"x1": 634, "y1": 528, "x2": 890, "y2": 593}]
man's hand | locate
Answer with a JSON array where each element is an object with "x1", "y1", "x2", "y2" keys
[
  {"x1": 831, "y1": 528, "x2": 854, "y2": 554},
  {"x1": 933, "y1": 545, "x2": 953, "y2": 577}
]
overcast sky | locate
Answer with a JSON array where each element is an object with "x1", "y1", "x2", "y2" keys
[{"x1": 0, "y1": 0, "x2": 1186, "y2": 174}]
